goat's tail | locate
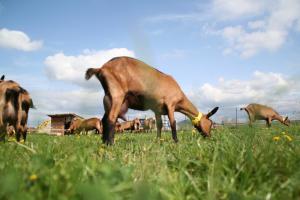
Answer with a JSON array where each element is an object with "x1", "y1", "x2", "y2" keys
[{"x1": 85, "y1": 68, "x2": 99, "y2": 80}]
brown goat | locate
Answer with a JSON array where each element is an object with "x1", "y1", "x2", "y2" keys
[
  {"x1": 0, "y1": 76, "x2": 34, "y2": 142},
  {"x1": 69, "y1": 117, "x2": 102, "y2": 135},
  {"x1": 85, "y1": 57, "x2": 219, "y2": 144},
  {"x1": 115, "y1": 121, "x2": 122, "y2": 133},
  {"x1": 1, "y1": 80, "x2": 33, "y2": 141},
  {"x1": 241, "y1": 103, "x2": 290, "y2": 127},
  {"x1": 117, "y1": 118, "x2": 141, "y2": 133},
  {"x1": 143, "y1": 117, "x2": 156, "y2": 133}
]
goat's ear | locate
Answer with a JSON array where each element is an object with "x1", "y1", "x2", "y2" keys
[
  {"x1": 29, "y1": 99, "x2": 35, "y2": 109},
  {"x1": 207, "y1": 107, "x2": 219, "y2": 118},
  {"x1": 285, "y1": 116, "x2": 288, "y2": 121},
  {"x1": 1, "y1": 75, "x2": 5, "y2": 80}
]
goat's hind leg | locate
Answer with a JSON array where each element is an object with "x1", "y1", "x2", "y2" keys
[
  {"x1": 266, "y1": 117, "x2": 272, "y2": 128},
  {"x1": 248, "y1": 115, "x2": 255, "y2": 127},
  {"x1": 103, "y1": 95, "x2": 124, "y2": 145}
]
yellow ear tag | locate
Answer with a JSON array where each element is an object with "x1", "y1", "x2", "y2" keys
[{"x1": 192, "y1": 112, "x2": 203, "y2": 125}]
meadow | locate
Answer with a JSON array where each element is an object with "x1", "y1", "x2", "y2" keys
[{"x1": 0, "y1": 124, "x2": 299, "y2": 200}]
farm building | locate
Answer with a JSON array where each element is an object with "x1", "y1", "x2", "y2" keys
[{"x1": 48, "y1": 113, "x2": 83, "y2": 135}]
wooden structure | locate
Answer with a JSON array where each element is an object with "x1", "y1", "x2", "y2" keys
[{"x1": 48, "y1": 113, "x2": 83, "y2": 135}]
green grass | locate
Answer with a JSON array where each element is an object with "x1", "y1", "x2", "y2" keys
[{"x1": 1, "y1": 124, "x2": 300, "y2": 200}]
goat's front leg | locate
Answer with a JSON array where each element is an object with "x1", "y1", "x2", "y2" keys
[
  {"x1": 155, "y1": 114, "x2": 162, "y2": 139},
  {"x1": 266, "y1": 117, "x2": 272, "y2": 128},
  {"x1": 167, "y1": 106, "x2": 178, "y2": 143}
]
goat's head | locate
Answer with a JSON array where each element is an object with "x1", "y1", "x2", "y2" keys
[
  {"x1": 133, "y1": 118, "x2": 141, "y2": 130},
  {"x1": 193, "y1": 107, "x2": 219, "y2": 137},
  {"x1": 283, "y1": 116, "x2": 290, "y2": 126}
]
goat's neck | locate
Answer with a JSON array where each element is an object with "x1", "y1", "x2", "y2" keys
[
  {"x1": 176, "y1": 96, "x2": 200, "y2": 120},
  {"x1": 272, "y1": 114, "x2": 284, "y2": 123}
]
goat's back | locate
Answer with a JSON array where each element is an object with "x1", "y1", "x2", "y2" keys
[
  {"x1": 100, "y1": 57, "x2": 184, "y2": 98},
  {"x1": 246, "y1": 103, "x2": 279, "y2": 118}
]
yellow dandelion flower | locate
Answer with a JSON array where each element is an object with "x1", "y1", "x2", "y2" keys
[
  {"x1": 159, "y1": 138, "x2": 165, "y2": 142},
  {"x1": 192, "y1": 128, "x2": 196, "y2": 136},
  {"x1": 281, "y1": 131, "x2": 286, "y2": 135},
  {"x1": 99, "y1": 149, "x2": 105, "y2": 155},
  {"x1": 284, "y1": 135, "x2": 292, "y2": 142},
  {"x1": 19, "y1": 139, "x2": 25, "y2": 144},
  {"x1": 273, "y1": 136, "x2": 280, "y2": 141},
  {"x1": 29, "y1": 174, "x2": 38, "y2": 181},
  {"x1": 98, "y1": 145, "x2": 106, "y2": 154}
]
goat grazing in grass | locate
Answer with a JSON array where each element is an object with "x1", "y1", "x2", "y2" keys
[
  {"x1": 117, "y1": 118, "x2": 141, "y2": 133},
  {"x1": 0, "y1": 75, "x2": 34, "y2": 142},
  {"x1": 143, "y1": 117, "x2": 156, "y2": 133},
  {"x1": 86, "y1": 57, "x2": 218, "y2": 145},
  {"x1": 241, "y1": 103, "x2": 290, "y2": 127},
  {"x1": 68, "y1": 117, "x2": 102, "y2": 135}
]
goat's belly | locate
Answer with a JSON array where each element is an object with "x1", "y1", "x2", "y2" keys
[
  {"x1": 255, "y1": 115, "x2": 266, "y2": 120},
  {"x1": 126, "y1": 93, "x2": 162, "y2": 111}
]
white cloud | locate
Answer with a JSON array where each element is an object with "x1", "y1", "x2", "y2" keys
[
  {"x1": 28, "y1": 48, "x2": 136, "y2": 126},
  {"x1": 221, "y1": 27, "x2": 287, "y2": 58},
  {"x1": 28, "y1": 88, "x2": 104, "y2": 126},
  {"x1": 247, "y1": 20, "x2": 266, "y2": 29},
  {"x1": 44, "y1": 48, "x2": 135, "y2": 89},
  {"x1": 217, "y1": 0, "x2": 300, "y2": 58},
  {"x1": 188, "y1": 71, "x2": 300, "y2": 122},
  {"x1": 212, "y1": 0, "x2": 265, "y2": 20},
  {"x1": 0, "y1": 28, "x2": 43, "y2": 51},
  {"x1": 145, "y1": 0, "x2": 300, "y2": 58},
  {"x1": 198, "y1": 71, "x2": 289, "y2": 104}
]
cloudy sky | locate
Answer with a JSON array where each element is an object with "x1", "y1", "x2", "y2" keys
[{"x1": 1, "y1": 0, "x2": 300, "y2": 126}]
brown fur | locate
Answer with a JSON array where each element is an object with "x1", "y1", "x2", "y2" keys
[
  {"x1": 0, "y1": 76, "x2": 34, "y2": 142},
  {"x1": 118, "y1": 118, "x2": 141, "y2": 133},
  {"x1": 115, "y1": 121, "x2": 122, "y2": 133},
  {"x1": 241, "y1": 103, "x2": 290, "y2": 127},
  {"x1": 85, "y1": 57, "x2": 218, "y2": 144},
  {"x1": 69, "y1": 117, "x2": 102, "y2": 134},
  {"x1": 143, "y1": 117, "x2": 156, "y2": 133}
]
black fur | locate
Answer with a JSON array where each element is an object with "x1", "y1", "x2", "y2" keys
[{"x1": 207, "y1": 107, "x2": 219, "y2": 118}]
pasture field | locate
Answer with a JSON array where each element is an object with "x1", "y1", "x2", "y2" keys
[{"x1": 0, "y1": 124, "x2": 300, "y2": 200}]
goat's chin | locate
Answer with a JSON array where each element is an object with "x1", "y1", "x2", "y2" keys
[
  {"x1": 201, "y1": 133, "x2": 210, "y2": 137},
  {"x1": 195, "y1": 126, "x2": 210, "y2": 137}
]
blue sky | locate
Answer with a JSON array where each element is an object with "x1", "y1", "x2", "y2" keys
[{"x1": 1, "y1": 0, "x2": 300, "y2": 126}]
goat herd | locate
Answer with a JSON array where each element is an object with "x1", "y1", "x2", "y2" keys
[
  {"x1": 67, "y1": 117, "x2": 155, "y2": 135},
  {"x1": 0, "y1": 56, "x2": 290, "y2": 145}
]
